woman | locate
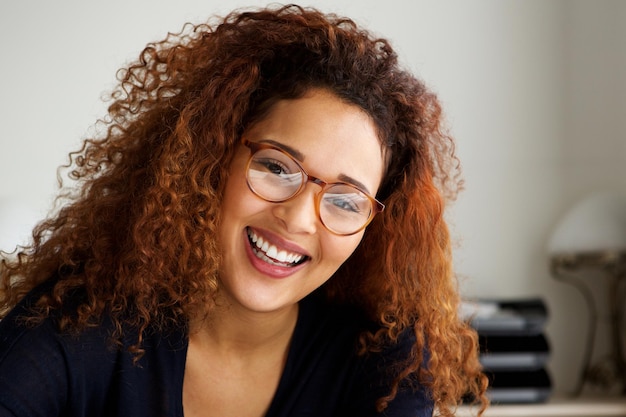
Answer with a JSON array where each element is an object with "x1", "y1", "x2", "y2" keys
[{"x1": 0, "y1": 5, "x2": 488, "y2": 417}]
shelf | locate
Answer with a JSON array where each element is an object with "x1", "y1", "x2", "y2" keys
[{"x1": 456, "y1": 397, "x2": 626, "y2": 417}]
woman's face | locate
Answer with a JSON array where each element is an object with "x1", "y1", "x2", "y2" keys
[{"x1": 217, "y1": 89, "x2": 385, "y2": 315}]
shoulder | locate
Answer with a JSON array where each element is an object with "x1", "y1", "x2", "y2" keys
[
  {"x1": 0, "y1": 279, "x2": 114, "y2": 359},
  {"x1": 0, "y1": 279, "x2": 85, "y2": 365},
  {"x1": 274, "y1": 293, "x2": 433, "y2": 416},
  {"x1": 0, "y1": 280, "x2": 115, "y2": 416},
  {"x1": 0, "y1": 279, "x2": 188, "y2": 416}
]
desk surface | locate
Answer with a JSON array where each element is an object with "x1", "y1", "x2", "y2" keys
[{"x1": 457, "y1": 397, "x2": 626, "y2": 417}]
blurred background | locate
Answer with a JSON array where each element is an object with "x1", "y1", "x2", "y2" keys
[{"x1": 1, "y1": 0, "x2": 625, "y2": 397}]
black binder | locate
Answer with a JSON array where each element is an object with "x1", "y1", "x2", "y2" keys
[{"x1": 463, "y1": 298, "x2": 552, "y2": 404}]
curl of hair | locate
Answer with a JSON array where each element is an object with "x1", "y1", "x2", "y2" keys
[{"x1": 0, "y1": 4, "x2": 487, "y2": 415}]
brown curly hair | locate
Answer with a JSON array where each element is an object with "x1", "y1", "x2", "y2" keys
[{"x1": 0, "y1": 4, "x2": 488, "y2": 415}]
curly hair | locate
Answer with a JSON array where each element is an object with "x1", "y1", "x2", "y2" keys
[{"x1": 0, "y1": 4, "x2": 488, "y2": 415}]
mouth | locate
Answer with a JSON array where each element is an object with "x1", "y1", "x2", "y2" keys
[{"x1": 246, "y1": 227, "x2": 310, "y2": 268}]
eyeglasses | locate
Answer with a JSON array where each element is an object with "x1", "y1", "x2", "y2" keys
[{"x1": 243, "y1": 139, "x2": 385, "y2": 236}]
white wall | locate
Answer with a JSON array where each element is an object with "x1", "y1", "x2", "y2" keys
[
  {"x1": 562, "y1": 1, "x2": 626, "y2": 204},
  {"x1": 1, "y1": 0, "x2": 624, "y2": 395},
  {"x1": 554, "y1": 0, "x2": 626, "y2": 395}
]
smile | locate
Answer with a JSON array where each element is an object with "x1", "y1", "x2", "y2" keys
[{"x1": 246, "y1": 227, "x2": 309, "y2": 267}]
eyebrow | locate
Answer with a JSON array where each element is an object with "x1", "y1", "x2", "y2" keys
[
  {"x1": 337, "y1": 174, "x2": 372, "y2": 195},
  {"x1": 258, "y1": 138, "x2": 373, "y2": 195},
  {"x1": 259, "y1": 139, "x2": 305, "y2": 162}
]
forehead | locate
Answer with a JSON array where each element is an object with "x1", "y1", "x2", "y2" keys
[{"x1": 243, "y1": 90, "x2": 385, "y2": 193}]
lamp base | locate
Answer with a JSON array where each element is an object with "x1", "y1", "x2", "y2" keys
[{"x1": 550, "y1": 251, "x2": 626, "y2": 396}]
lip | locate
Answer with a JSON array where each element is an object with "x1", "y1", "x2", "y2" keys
[{"x1": 244, "y1": 227, "x2": 311, "y2": 279}]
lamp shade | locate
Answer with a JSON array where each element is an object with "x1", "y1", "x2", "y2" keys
[{"x1": 548, "y1": 192, "x2": 626, "y2": 255}]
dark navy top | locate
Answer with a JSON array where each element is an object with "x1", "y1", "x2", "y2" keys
[{"x1": 0, "y1": 282, "x2": 433, "y2": 417}]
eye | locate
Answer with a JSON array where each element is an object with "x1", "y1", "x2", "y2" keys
[
  {"x1": 258, "y1": 158, "x2": 290, "y2": 176},
  {"x1": 323, "y1": 193, "x2": 362, "y2": 213},
  {"x1": 249, "y1": 153, "x2": 303, "y2": 189}
]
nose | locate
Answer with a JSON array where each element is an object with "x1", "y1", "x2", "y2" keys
[{"x1": 272, "y1": 183, "x2": 320, "y2": 235}]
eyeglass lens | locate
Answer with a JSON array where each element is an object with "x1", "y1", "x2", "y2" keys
[{"x1": 246, "y1": 147, "x2": 374, "y2": 235}]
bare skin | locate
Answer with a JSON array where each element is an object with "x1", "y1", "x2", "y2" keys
[{"x1": 183, "y1": 303, "x2": 298, "y2": 417}]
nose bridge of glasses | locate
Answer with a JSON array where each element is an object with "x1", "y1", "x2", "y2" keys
[{"x1": 306, "y1": 175, "x2": 327, "y2": 189}]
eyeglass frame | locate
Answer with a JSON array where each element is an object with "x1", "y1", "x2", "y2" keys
[{"x1": 241, "y1": 138, "x2": 385, "y2": 236}]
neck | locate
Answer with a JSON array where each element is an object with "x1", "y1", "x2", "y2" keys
[{"x1": 189, "y1": 300, "x2": 299, "y2": 357}]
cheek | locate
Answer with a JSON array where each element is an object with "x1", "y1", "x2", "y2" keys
[
  {"x1": 221, "y1": 149, "x2": 252, "y2": 203},
  {"x1": 222, "y1": 174, "x2": 246, "y2": 209},
  {"x1": 322, "y1": 233, "x2": 364, "y2": 268},
  {"x1": 221, "y1": 156, "x2": 258, "y2": 214},
  {"x1": 219, "y1": 171, "x2": 260, "y2": 244},
  {"x1": 221, "y1": 180, "x2": 266, "y2": 228}
]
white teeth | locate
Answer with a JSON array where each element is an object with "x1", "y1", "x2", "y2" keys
[
  {"x1": 266, "y1": 245, "x2": 278, "y2": 259},
  {"x1": 247, "y1": 228, "x2": 306, "y2": 265}
]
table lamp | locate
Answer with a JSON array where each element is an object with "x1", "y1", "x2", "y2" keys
[{"x1": 548, "y1": 191, "x2": 626, "y2": 395}]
